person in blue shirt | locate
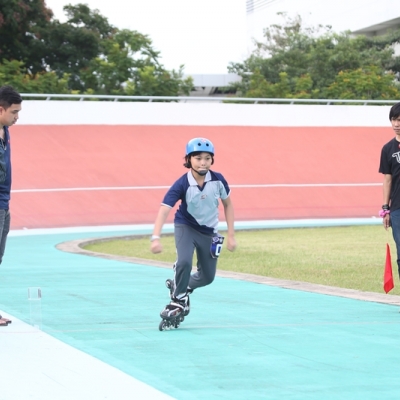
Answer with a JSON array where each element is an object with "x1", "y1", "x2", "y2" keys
[
  {"x1": 0, "y1": 85, "x2": 22, "y2": 327},
  {"x1": 151, "y1": 137, "x2": 236, "y2": 326}
]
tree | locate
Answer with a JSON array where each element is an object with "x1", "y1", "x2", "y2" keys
[
  {"x1": 0, "y1": 0, "x2": 53, "y2": 71},
  {"x1": 0, "y1": 60, "x2": 71, "y2": 93},
  {"x1": 79, "y1": 28, "x2": 192, "y2": 95},
  {"x1": 0, "y1": 2, "x2": 193, "y2": 96},
  {"x1": 229, "y1": 13, "x2": 400, "y2": 99},
  {"x1": 326, "y1": 67, "x2": 400, "y2": 100},
  {"x1": 33, "y1": 4, "x2": 117, "y2": 90},
  {"x1": 244, "y1": 70, "x2": 319, "y2": 99}
]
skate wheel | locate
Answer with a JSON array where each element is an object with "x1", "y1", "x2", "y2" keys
[
  {"x1": 159, "y1": 319, "x2": 169, "y2": 331},
  {"x1": 165, "y1": 279, "x2": 173, "y2": 289},
  {"x1": 173, "y1": 319, "x2": 180, "y2": 329}
]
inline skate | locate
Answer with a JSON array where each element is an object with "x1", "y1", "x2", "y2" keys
[{"x1": 159, "y1": 294, "x2": 190, "y2": 331}]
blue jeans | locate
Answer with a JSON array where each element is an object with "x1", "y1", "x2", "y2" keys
[{"x1": 0, "y1": 209, "x2": 10, "y2": 265}]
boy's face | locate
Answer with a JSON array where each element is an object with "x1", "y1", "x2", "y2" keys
[
  {"x1": 391, "y1": 116, "x2": 400, "y2": 136},
  {"x1": 190, "y1": 152, "x2": 213, "y2": 175},
  {"x1": 0, "y1": 103, "x2": 22, "y2": 127}
]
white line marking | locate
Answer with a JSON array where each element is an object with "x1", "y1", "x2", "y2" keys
[
  {"x1": 233, "y1": 183, "x2": 382, "y2": 188},
  {"x1": 11, "y1": 183, "x2": 382, "y2": 193},
  {"x1": 11, "y1": 186, "x2": 170, "y2": 193}
]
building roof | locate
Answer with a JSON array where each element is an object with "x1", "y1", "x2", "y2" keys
[{"x1": 352, "y1": 16, "x2": 400, "y2": 36}]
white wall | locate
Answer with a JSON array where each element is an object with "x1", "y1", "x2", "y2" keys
[{"x1": 18, "y1": 101, "x2": 393, "y2": 127}]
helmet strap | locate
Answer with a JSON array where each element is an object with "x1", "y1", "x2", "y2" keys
[{"x1": 191, "y1": 168, "x2": 208, "y2": 176}]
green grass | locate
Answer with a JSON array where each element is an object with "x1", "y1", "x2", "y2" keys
[{"x1": 83, "y1": 225, "x2": 400, "y2": 295}]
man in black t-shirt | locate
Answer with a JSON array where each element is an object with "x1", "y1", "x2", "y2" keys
[{"x1": 379, "y1": 102, "x2": 400, "y2": 276}]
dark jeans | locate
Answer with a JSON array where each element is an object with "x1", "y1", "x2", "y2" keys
[
  {"x1": 391, "y1": 208, "x2": 400, "y2": 278},
  {"x1": 0, "y1": 209, "x2": 10, "y2": 265}
]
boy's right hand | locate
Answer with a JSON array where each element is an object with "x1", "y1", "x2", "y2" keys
[
  {"x1": 383, "y1": 214, "x2": 391, "y2": 230},
  {"x1": 150, "y1": 239, "x2": 162, "y2": 254}
]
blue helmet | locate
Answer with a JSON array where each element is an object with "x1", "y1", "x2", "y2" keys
[{"x1": 185, "y1": 138, "x2": 215, "y2": 156}]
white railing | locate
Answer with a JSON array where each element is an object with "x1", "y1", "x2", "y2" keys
[{"x1": 19, "y1": 93, "x2": 399, "y2": 105}]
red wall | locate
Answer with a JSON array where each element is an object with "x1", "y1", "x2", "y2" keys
[{"x1": 9, "y1": 125, "x2": 392, "y2": 229}]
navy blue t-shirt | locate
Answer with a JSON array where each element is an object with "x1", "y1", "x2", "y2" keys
[{"x1": 162, "y1": 170, "x2": 230, "y2": 235}]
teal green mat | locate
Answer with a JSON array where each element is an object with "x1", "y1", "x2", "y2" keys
[{"x1": 1, "y1": 231, "x2": 400, "y2": 399}]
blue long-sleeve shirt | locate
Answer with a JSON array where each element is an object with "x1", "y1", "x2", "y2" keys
[{"x1": 0, "y1": 126, "x2": 12, "y2": 209}]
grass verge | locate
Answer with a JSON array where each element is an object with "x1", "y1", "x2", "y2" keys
[{"x1": 83, "y1": 225, "x2": 399, "y2": 295}]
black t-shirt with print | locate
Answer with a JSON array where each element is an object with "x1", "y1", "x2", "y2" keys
[{"x1": 379, "y1": 137, "x2": 400, "y2": 212}]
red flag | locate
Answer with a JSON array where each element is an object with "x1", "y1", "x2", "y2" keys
[{"x1": 384, "y1": 243, "x2": 394, "y2": 294}]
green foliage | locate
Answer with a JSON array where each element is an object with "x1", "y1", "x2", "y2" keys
[
  {"x1": 326, "y1": 67, "x2": 400, "y2": 99},
  {"x1": 0, "y1": 0, "x2": 53, "y2": 71},
  {"x1": 245, "y1": 70, "x2": 319, "y2": 98},
  {"x1": 0, "y1": 2, "x2": 192, "y2": 96},
  {"x1": 0, "y1": 60, "x2": 70, "y2": 93},
  {"x1": 229, "y1": 13, "x2": 400, "y2": 99},
  {"x1": 133, "y1": 66, "x2": 193, "y2": 97},
  {"x1": 35, "y1": 4, "x2": 114, "y2": 88},
  {"x1": 79, "y1": 29, "x2": 193, "y2": 95}
]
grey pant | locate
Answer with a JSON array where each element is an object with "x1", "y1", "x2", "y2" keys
[
  {"x1": 0, "y1": 209, "x2": 10, "y2": 265},
  {"x1": 173, "y1": 224, "x2": 218, "y2": 297}
]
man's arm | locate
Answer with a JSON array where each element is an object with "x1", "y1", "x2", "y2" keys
[{"x1": 383, "y1": 174, "x2": 392, "y2": 230}]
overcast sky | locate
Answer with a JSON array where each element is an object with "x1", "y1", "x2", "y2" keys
[
  {"x1": 44, "y1": 0, "x2": 395, "y2": 74},
  {"x1": 44, "y1": 0, "x2": 248, "y2": 75}
]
